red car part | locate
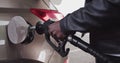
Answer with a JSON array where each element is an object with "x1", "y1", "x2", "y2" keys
[{"x1": 30, "y1": 8, "x2": 64, "y2": 21}]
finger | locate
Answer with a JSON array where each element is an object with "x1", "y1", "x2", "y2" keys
[
  {"x1": 56, "y1": 33, "x2": 66, "y2": 40},
  {"x1": 48, "y1": 25, "x2": 54, "y2": 34},
  {"x1": 52, "y1": 31, "x2": 57, "y2": 36}
]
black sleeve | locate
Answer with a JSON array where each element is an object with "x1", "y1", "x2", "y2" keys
[{"x1": 60, "y1": 0, "x2": 120, "y2": 34}]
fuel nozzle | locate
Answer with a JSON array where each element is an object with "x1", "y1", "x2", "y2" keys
[
  {"x1": 35, "y1": 21, "x2": 45, "y2": 35},
  {"x1": 35, "y1": 20, "x2": 55, "y2": 35}
]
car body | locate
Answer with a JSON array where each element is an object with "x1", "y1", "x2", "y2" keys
[{"x1": 0, "y1": 0, "x2": 67, "y2": 63}]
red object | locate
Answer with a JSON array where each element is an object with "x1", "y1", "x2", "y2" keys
[{"x1": 30, "y1": 8, "x2": 64, "y2": 22}]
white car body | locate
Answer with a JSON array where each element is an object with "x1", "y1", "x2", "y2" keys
[
  {"x1": 0, "y1": 0, "x2": 66, "y2": 63},
  {"x1": 0, "y1": 0, "x2": 95, "y2": 63}
]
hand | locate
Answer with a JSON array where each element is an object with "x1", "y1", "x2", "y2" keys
[{"x1": 48, "y1": 21, "x2": 65, "y2": 39}]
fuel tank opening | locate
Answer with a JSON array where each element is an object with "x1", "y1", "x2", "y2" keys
[{"x1": 7, "y1": 16, "x2": 35, "y2": 44}]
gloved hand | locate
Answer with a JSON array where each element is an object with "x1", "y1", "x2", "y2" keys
[{"x1": 48, "y1": 21, "x2": 66, "y2": 39}]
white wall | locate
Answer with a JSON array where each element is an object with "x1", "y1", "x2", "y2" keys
[{"x1": 51, "y1": 0, "x2": 85, "y2": 16}]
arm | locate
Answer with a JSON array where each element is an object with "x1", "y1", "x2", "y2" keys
[
  {"x1": 48, "y1": 0, "x2": 120, "y2": 39},
  {"x1": 60, "y1": 0, "x2": 120, "y2": 34}
]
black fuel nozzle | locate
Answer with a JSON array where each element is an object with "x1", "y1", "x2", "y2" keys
[
  {"x1": 35, "y1": 20, "x2": 54, "y2": 35},
  {"x1": 35, "y1": 20, "x2": 70, "y2": 57},
  {"x1": 35, "y1": 21, "x2": 45, "y2": 34}
]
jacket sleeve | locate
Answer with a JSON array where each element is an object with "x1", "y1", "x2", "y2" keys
[{"x1": 60, "y1": 0, "x2": 120, "y2": 34}]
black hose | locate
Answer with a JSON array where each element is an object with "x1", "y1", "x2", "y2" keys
[{"x1": 68, "y1": 35, "x2": 113, "y2": 63}]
